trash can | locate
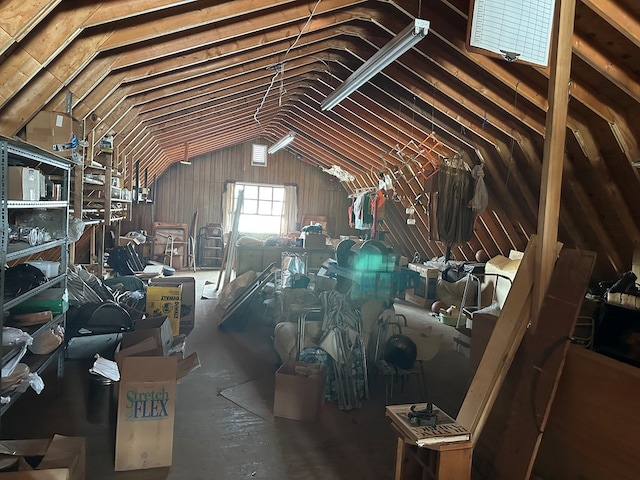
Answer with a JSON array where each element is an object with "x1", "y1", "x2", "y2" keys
[{"x1": 87, "y1": 373, "x2": 117, "y2": 425}]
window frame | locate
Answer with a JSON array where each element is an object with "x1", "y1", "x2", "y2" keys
[{"x1": 235, "y1": 182, "x2": 285, "y2": 235}]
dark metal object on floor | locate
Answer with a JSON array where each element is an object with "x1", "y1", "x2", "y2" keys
[{"x1": 87, "y1": 373, "x2": 117, "y2": 425}]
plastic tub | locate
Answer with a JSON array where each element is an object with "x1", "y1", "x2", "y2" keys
[{"x1": 25, "y1": 260, "x2": 60, "y2": 278}]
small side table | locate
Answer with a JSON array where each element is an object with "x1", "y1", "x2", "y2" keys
[{"x1": 392, "y1": 426, "x2": 472, "y2": 480}]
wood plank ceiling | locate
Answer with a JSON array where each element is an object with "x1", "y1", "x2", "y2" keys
[{"x1": 0, "y1": 0, "x2": 639, "y2": 282}]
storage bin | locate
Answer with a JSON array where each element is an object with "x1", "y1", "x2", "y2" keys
[{"x1": 26, "y1": 260, "x2": 60, "y2": 278}]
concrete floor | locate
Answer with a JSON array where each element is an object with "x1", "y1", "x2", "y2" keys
[{"x1": 2, "y1": 271, "x2": 470, "y2": 479}]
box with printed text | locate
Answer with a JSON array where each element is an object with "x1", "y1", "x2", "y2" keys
[{"x1": 145, "y1": 285, "x2": 182, "y2": 336}]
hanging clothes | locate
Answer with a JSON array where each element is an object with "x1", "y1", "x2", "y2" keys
[
  {"x1": 348, "y1": 198, "x2": 355, "y2": 228},
  {"x1": 469, "y1": 164, "x2": 488, "y2": 214},
  {"x1": 435, "y1": 164, "x2": 475, "y2": 244},
  {"x1": 370, "y1": 189, "x2": 386, "y2": 238},
  {"x1": 353, "y1": 194, "x2": 364, "y2": 230}
]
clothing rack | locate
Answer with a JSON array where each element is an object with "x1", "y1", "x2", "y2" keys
[{"x1": 347, "y1": 186, "x2": 378, "y2": 198}]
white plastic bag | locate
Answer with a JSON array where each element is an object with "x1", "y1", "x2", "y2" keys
[
  {"x1": 2, "y1": 327, "x2": 33, "y2": 347},
  {"x1": 469, "y1": 164, "x2": 488, "y2": 214},
  {"x1": 15, "y1": 373, "x2": 44, "y2": 394}
]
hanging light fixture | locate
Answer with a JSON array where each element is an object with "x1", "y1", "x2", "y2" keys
[
  {"x1": 321, "y1": 18, "x2": 430, "y2": 111},
  {"x1": 268, "y1": 131, "x2": 296, "y2": 154}
]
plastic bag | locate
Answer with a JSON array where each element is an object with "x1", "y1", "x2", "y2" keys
[
  {"x1": 68, "y1": 217, "x2": 86, "y2": 242},
  {"x1": 15, "y1": 373, "x2": 44, "y2": 394},
  {"x1": 469, "y1": 164, "x2": 488, "y2": 214},
  {"x1": 1, "y1": 345, "x2": 28, "y2": 378},
  {"x1": 14, "y1": 210, "x2": 64, "y2": 241},
  {"x1": 2, "y1": 327, "x2": 33, "y2": 347}
]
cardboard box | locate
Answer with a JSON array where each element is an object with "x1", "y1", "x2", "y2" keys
[
  {"x1": 303, "y1": 234, "x2": 327, "y2": 249},
  {"x1": 146, "y1": 286, "x2": 182, "y2": 336},
  {"x1": 114, "y1": 356, "x2": 177, "y2": 471},
  {"x1": 149, "y1": 277, "x2": 196, "y2": 335},
  {"x1": 120, "y1": 317, "x2": 173, "y2": 355},
  {"x1": 116, "y1": 336, "x2": 200, "y2": 380},
  {"x1": 118, "y1": 236, "x2": 140, "y2": 247},
  {"x1": 25, "y1": 111, "x2": 80, "y2": 158},
  {"x1": 0, "y1": 435, "x2": 86, "y2": 479},
  {"x1": 405, "y1": 265, "x2": 439, "y2": 308},
  {"x1": 273, "y1": 362, "x2": 326, "y2": 422},
  {"x1": 8, "y1": 166, "x2": 40, "y2": 201}
]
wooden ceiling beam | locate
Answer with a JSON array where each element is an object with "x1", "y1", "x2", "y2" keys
[
  {"x1": 133, "y1": 58, "x2": 327, "y2": 115},
  {"x1": 100, "y1": 0, "x2": 364, "y2": 59},
  {"x1": 573, "y1": 31, "x2": 640, "y2": 104},
  {"x1": 0, "y1": 4, "x2": 105, "y2": 105},
  {"x1": 0, "y1": 0, "x2": 61, "y2": 55},
  {"x1": 82, "y1": 0, "x2": 201, "y2": 27},
  {"x1": 582, "y1": 0, "x2": 640, "y2": 49},
  {"x1": 112, "y1": 10, "x2": 358, "y2": 73}
]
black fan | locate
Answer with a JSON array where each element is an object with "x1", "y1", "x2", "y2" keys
[{"x1": 384, "y1": 334, "x2": 417, "y2": 369}]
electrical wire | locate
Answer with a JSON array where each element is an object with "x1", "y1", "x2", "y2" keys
[{"x1": 253, "y1": 0, "x2": 322, "y2": 122}]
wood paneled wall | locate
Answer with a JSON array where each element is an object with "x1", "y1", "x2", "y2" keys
[{"x1": 133, "y1": 139, "x2": 352, "y2": 238}]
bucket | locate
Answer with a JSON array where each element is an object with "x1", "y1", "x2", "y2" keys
[{"x1": 87, "y1": 373, "x2": 118, "y2": 425}]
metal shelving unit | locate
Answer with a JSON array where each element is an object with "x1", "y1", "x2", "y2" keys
[{"x1": 0, "y1": 135, "x2": 78, "y2": 426}]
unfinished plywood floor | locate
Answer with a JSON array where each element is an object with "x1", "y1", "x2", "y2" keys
[{"x1": 2, "y1": 271, "x2": 470, "y2": 479}]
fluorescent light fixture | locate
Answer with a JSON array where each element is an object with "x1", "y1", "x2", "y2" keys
[
  {"x1": 268, "y1": 131, "x2": 296, "y2": 154},
  {"x1": 179, "y1": 160, "x2": 191, "y2": 165},
  {"x1": 321, "y1": 18, "x2": 430, "y2": 111}
]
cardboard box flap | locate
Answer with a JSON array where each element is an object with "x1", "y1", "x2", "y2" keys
[
  {"x1": 114, "y1": 337, "x2": 162, "y2": 368},
  {"x1": 120, "y1": 317, "x2": 173, "y2": 354},
  {"x1": 177, "y1": 352, "x2": 200, "y2": 380},
  {"x1": 0, "y1": 469, "x2": 70, "y2": 479},
  {"x1": 36, "y1": 435, "x2": 85, "y2": 480},
  {"x1": 0, "y1": 439, "x2": 50, "y2": 457}
]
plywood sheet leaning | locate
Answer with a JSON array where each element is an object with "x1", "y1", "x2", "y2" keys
[
  {"x1": 456, "y1": 235, "x2": 539, "y2": 442},
  {"x1": 491, "y1": 248, "x2": 596, "y2": 479},
  {"x1": 535, "y1": 346, "x2": 640, "y2": 480}
]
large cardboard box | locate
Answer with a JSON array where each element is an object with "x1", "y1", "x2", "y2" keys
[
  {"x1": 8, "y1": 166, "x2": 40, "y2": 201},
  {"x1": 146, "y1": 286, "x2": 182, "y2": 336},
  {"x1": 149, "y1": 277, "x2": 196, "y2": 335},
  {"x1": 273, "y1": 362, "x2": 326, "y2": 422},
  {"x1": 25, "y1": 111, "x2": 80, "y2": 158},
  {"x1": 120, "y1": 316, "x2": 173, "y2": 355},
  {"x1": 0, "y1": 435, "x2": 86, "y2": 479},
  {"x1": 114, "y1": 356, "x2": 177, "y2": 471}
]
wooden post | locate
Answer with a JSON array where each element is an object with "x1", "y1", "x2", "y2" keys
[{"x1": 532, "y1": 0, "x2": 577, "y2": 330}]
